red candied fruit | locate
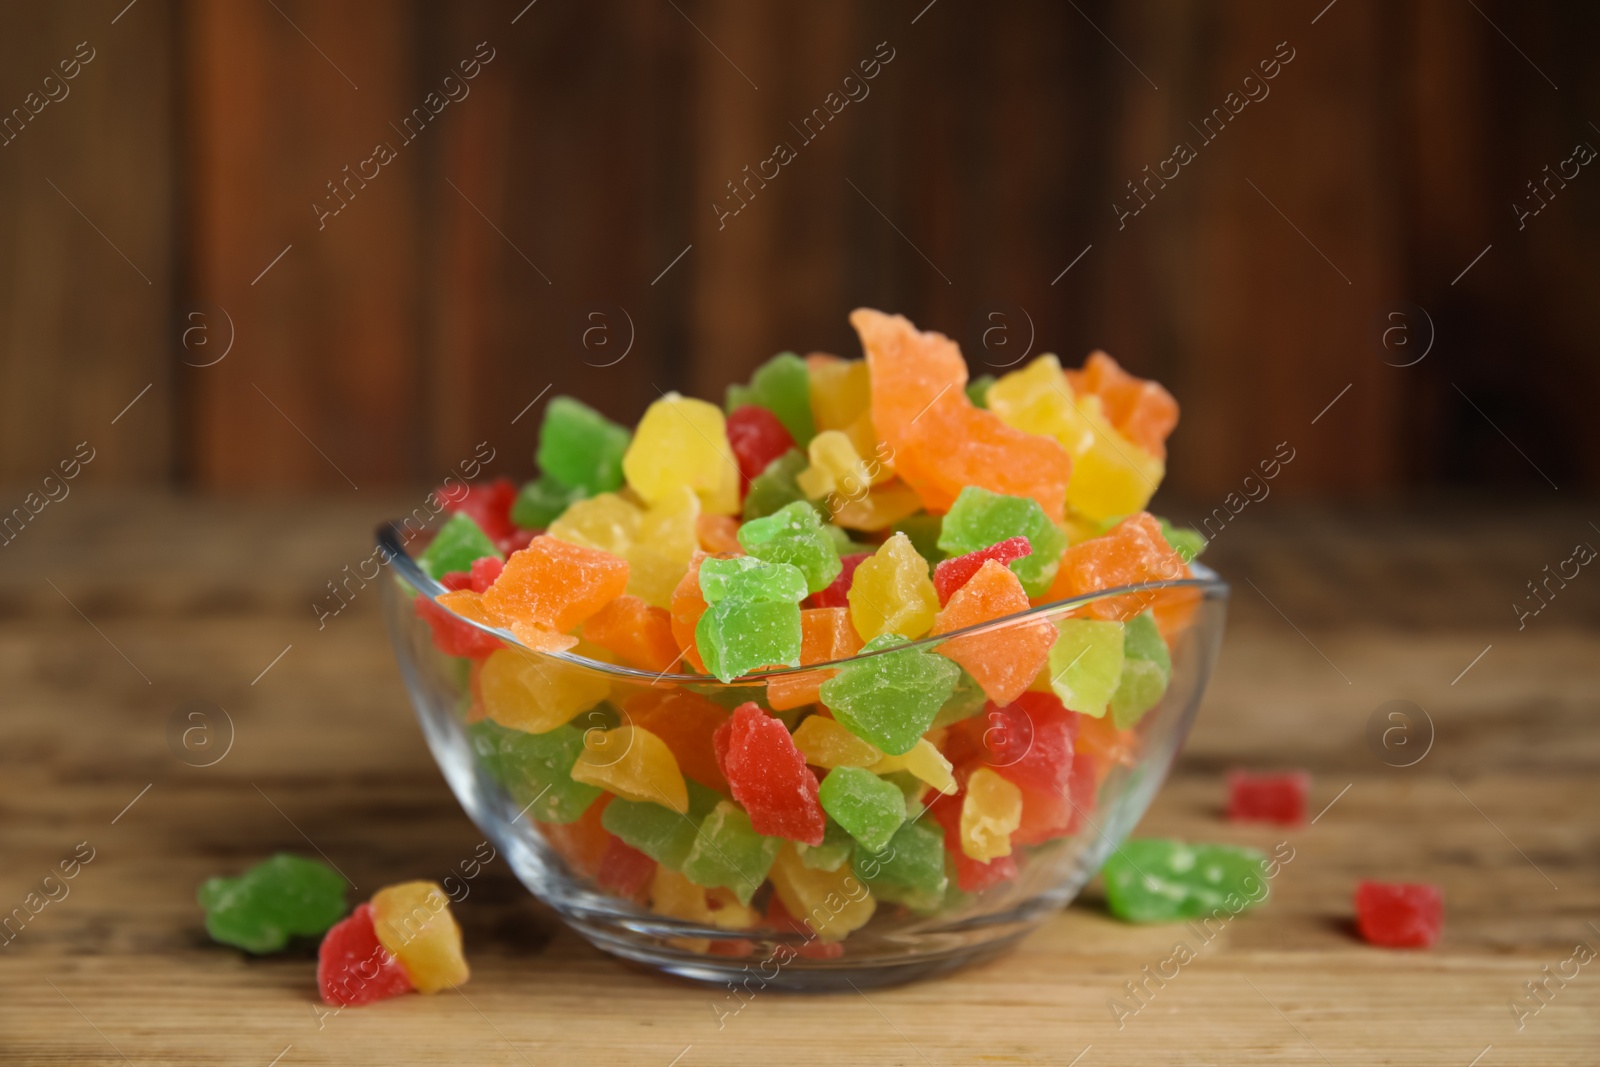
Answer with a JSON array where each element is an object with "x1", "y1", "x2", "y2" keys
[
  {"x1": 317, "y1": 903, "x2": 415, "y2": 1006},
  {"x1": 726, "y1": 405, "x2": 796, "y2": 494},
  {"x1": 415, "y1": 570, "x2": 502, "y2": 658},
  {"x1": 713, "y1": 703, "x2": 825, "y2": 846},
  {"x1": 980, "y1": 693, "x2": 1079, "y2": 797},
  {"x1": 1354, "y1": 881, "x2": 1442, "y2": 948},
  {"x1": 596, "y1": 837, "x2": 656, "y2": 899},
  {"x1": 441, "y1": 477, "x2": 518, "y2": 544},
  {"x1": 932, "y1": 536, "x2": 1032, "y2": 606},
  {"x1": 467, "y1": 555, "x2": 504, "y2": 592},
  {"x1": 1227, "y1": 770, "x2": 1310, "y2": 825},
  {"x1": 928, "y1": 790, "x2": 1019, "y2": 893},
  {"x1": 807, "y1": 552, "x2": 870, "y2": 609}
]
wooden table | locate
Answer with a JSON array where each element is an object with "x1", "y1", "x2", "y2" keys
[{"x1": 3, "y1": 492, "x2": 1596, "y2": 1065}]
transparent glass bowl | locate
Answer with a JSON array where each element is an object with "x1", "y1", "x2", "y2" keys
[{"x1": 377, "y1": 522, "x2": 1228, "y2": 989}]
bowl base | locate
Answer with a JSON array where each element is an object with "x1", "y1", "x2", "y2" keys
[{"x1": 568, "y1": 915, "x2": 1039, "y2": 992}]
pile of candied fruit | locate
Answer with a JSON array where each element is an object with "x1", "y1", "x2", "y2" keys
[{"x1": 404, "y1": 308, "x2": 1210, "y2": 947}]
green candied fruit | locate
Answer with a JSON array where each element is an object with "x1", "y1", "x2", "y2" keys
[
  {"x1": 197, "y1": 854, "x2": 346, "y2": 954},
  {"x1": 510, "y1": 475, "x2": 587, "y2": 530},
  {"x1": 795, "y1": 818, "x2": 855, "y2": 871},
  {"x1": 737, "y1": 501, "x2": 843, "y2": 595},
  {"x1": 419, "y1": 511, "x2": 502, "y2": 579},
  {"x1": 600, "y1": 780, "x2": 722, "y2": 870},
  {"x1": 469, "y1": 720, "x2": 602, "y2": 824},
  {"x1": 937, "y1": 486, "x2": 1067, "y2": 598},
  {"x1": 698, "y1": 555, "x2": 810, "y2": 605},
  {"x1": 537, "y1": 396, "x2": 631, "y2": 496},
  {"x1": 852, "y1": 820, "x2": 948, "y2": 913},
  {"x1": 1157, "y1": 517, "x2": 1207, "y2": 563},
  {"x1": 743, "y1": 449, "x2": 822, "y2": 522},
  {"x1": 1101, "y1": 839, "x2": 1269, "y2": 923},
  {"x1": 818, "y1": 767, "x2": 907, "y2": 853},
  {"x1": 879, "y1": 770, "x2": 928, "y2": 806},
  {"x1": 680, "y1": 801, "x2": 782, "y2": 905},
  {"x1": 819, "y1": 634, "x2": 961, "y2": 756},
  {"x1": 726, "y1": 352, "x2": 814, "y2": 446},
  {"x1": 1110, "y1": 612, "x2": 1171, "y2": 729},
  {"x1": 966, "y1": 374, "x2": 995, "y2": 409},
  {"x1": 696, "y1": 599, "x2": 803, "y2": 683},
  {"x1": 930, "y1": 668, "x2": 988, "y2": 729},
  {"x1": 825, "y1": 524, "x2": 875, "y2": 557},
  {"x1": 1049, "y1": 618, "x2": 1126, "y2": 718},
  {"x1": 890, "y1": 512, "x2": 945, "y2": 565}
]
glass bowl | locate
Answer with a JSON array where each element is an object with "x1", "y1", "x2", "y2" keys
[{"x1": 377, "y1": 521, "x2": 1228, "y2": 990}]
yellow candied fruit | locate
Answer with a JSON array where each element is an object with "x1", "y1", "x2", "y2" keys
[
  {"x1": 547, "y1": 492, "x2": 641, "y2": 556},
  {"x1": 371, "y1": 881, "x2": 469, "y2": 994},
  {"x1": 830, "y1": 480, "x2": 923, "y2": 532},
  {"x1": 987, "y1": 355, "x2": 1164, "y2": 523},
  {"x1": 792, "y1": 714, "x2": 884, "y2": 769},
  {"x1": 627, "y1": 484, "x2": 701, "y2": 607},
  {"x1": 479, "y1": 648, "x2": 609, "y2": 734},
  {"x1": 797, "y1": 430, "x2": 874, "y2": 501},
  {"x1": 768, "y1": 845, "x2": 876, "y2": 942},
  {"x1": 959, "y1": 767, "x2": 1023, "y2": 861},
  {"x1": 848, "y1": 531, "x2": 939, "y2": 641},
  {"x1": 872, "y1": 737, "x2": 956, "y2": 796},
  {"x1": 623, "y1": 393, "x2": 740, "y2": 516},
  {"x1": 808, "y1": 357, "x2": 871, "y2": 432},
  {"x1": 649, "y1": 866, "x2": 759, "y2": 932},
  {"x1": 571, "y1": 725, "x2": 689, "y2": 813},
  {"x1": 843, "y1": 411, "x2": 896, "y2": 485}
]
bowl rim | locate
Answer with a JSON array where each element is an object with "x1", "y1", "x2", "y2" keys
[{"x1": 377, "y1": 520, "x2": 1229, "y2": 685}]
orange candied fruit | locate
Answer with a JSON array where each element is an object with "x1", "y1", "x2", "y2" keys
[
  {"x1": 581, "y1": 594, "x2": 682, "y2": 673},
  {"x1": 851, "y1": 308, "x2": 1072, "y2": 518},
  {"x1": 766, "y1": 607, "x2": 864, "y2": 711},
  {"x1": 625, "y1": 689, "x2": 732, "y2": 793},
  {"x1": 477, "y1": 535, "x2": 629, "y2": 647},
  {"x1": 695, "y1": 513, "x2": 743, "y2": 555},
  {"x1": 931, "y1": 559, "x2": 1056, "y2": 706},
  {"x1": 1065, "y1": 351, "x2": 1178, "y2": 461},
  {"x1": 1046, "y1": 513, "x2": 1185, "y2": 620}
]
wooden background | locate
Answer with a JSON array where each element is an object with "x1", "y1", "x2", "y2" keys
[{"x1": 0, "y1": 0, "x2": 1594, "y2": 498}]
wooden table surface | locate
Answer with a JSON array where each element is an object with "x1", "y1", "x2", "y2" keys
[{"x1": 2, "y1": 491, "x2": 1596, "y2": 1066}]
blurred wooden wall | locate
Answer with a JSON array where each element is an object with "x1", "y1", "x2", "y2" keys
[{"x1": 0, "y1": 0, "x2": 1594, "y2": 498}]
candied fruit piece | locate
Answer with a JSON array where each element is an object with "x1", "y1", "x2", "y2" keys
[
  {"x1": 601, "y1": 779, "x2": 723, "y2": 870},
  {"x1": 681, "y1": 800, "x2": 782, "y2": 905},
  {"x1": 1047, "y1": 513, "x2": 1185, "y2": 620},
  {"x1": 808, "y1": 551, "x2": 870, "y2": 610},
  {"x1": 468, "y1": 719, "x2": 602, "y2": 823},
  {"x1": 792, "y1": 713, "x2": 884, "y2": 769},
  {"x1": 979, "y1": 692, "x2": 1079, "y2": 797},
  {"x1": 197, "y1": 854, "x2": 346, "y2": 955},
  {"x1": 713, "y1": 703, "x2": 825, "y2": 846},
  {"x1": 571, "y1": 725, "x2": 689, "y2": 813},
  {"x1": 1110, "y1": 612, "x2": 1171, "y2": 729},
  {"x1": 726, "y1": 404, "x2": 796, "y2": 492},
  {"x1": 737, "y1": 500, "x2": 843, "y2": 595},
  {"x1": 1047, "y1": 618, "x2": 1125, "y2": 716},
  {"x1": 726, "y1": 352, "x2": 815, "y2": 446},
  {"x1": 477, "y1": 648, "x2": 610, "y2": 734},
  {"x1": 596, "y1": 838, "x2": 656, "y2": 898},
  {"x1": 766, "y1": 607, "x2": 863, "y2": 711},
  {"x1": 420, "y1": 512, "x2": 503, "y2": 581},
  {"x1": 624, "y1": 392, "x2": 740, "y2": 515},
  {"x1": 851, "y1": 820, "x2": 948, "y2": 912},
  {"x1": 1226, "y1": 770, "x2": 1310, "y2": 826},
  {"x1": 931, "y1": 559, "x2": 1057, "y2": 706},
  {"x1": 937, "y1": 487, "x2": 1066, "y2": 598},
  {"x1": 580, "y1": 595, "x2": 681, "y2": 673},
  {"x1": 317, "y1": 903, "x2": 414, "y2": 1006},
  {"x1": 370, "y1": 881, "x2": 469, "y2": 994},
  {"x1": 933, "y1": 536, "x2": 1032, "y2": 606},
  {"x1": 477, "y1": 534, "x2": 629, "y2": 647},
  {"x1": 1101, "y1": 840, "x2": 1268, "y2": 923},
  {"x1": 819, "y1": 634, "x2": 960, "y2": 756},
  {"x1": 538, "y1": 396, "x2": 631, "y2": 495},
  {"x1": 1065, "y1": 350, "x2": 1178, "y2": 461},
  {"x1": 624, "y1": 690, "x2": 730, "y2": 792},
  {"x1": 1354, "y1": 881, "x2": 1442, "y2": 948},
  {"x1": 769, "y1": 843, "x2": 877, "y2": 942},
  {"x1": 818, "y1": 766, "x2": 907, "y2": 852},
  {"x1": 959, "y1": 766, "x2": 1023, "y2": 861},
  {"x1": 849, "y1": 532, "x2": 939, "y2": 642}
]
